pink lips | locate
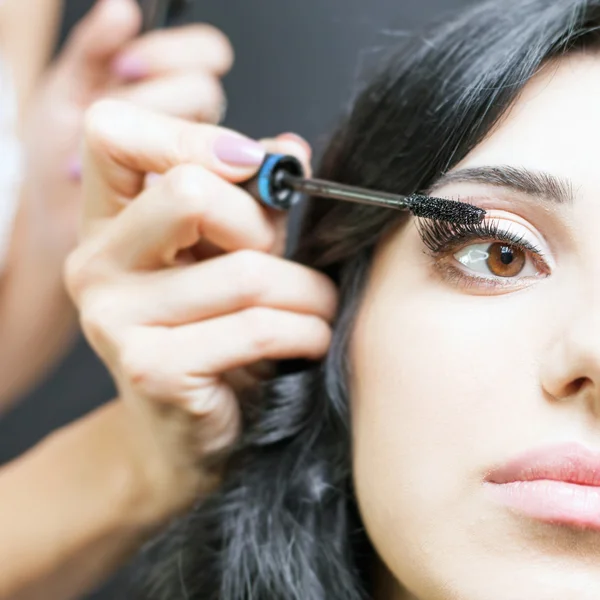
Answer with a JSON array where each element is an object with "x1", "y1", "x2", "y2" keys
[{"x1": 484, "y1": 443, "x2": 600, "y2": 530}]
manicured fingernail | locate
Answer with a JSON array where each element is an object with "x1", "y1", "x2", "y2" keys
[
  {"x1": 213, "y1": 133, "x2": 266, "y2": 166},
  {"x1": 112, "y1": 53, "x2": 147, "y2": 81},
  {"x1": 145, "y1": 172, "x2": 162, "y2": 187},
  {"x1": 67, "y1": 157, "x2": 82, "y2": 181}
]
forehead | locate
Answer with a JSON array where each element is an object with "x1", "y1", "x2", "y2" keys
[{"x1": 455, "y1": 52, "x2": 600, "y2": 189}]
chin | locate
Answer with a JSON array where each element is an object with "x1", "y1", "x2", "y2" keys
[{"x1": 423, "y1": 563, "x2": 600, "y2": 600}]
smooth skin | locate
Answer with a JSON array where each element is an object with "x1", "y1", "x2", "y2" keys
[
  {"x1": 353, "y1": 53, "x2": 600, "y2": 599},
  {"x1": 0, "y1": 97, "x2": 333, "y2": 599},
  {"x1": 0, "y1": 0, "x2": 233, "y2": 409}
]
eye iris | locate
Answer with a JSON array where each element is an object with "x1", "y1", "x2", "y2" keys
[{"x1": 487, "y1": 243, "x2": 525, "y2": 277}]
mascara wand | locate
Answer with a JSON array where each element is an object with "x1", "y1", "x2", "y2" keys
[{"x1": 243, "y1": 154, "x2": 485, "y2": 225}]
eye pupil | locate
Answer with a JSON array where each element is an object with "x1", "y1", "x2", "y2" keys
[
  {"x1": 499, "y1": 246, "x2": 514, "y2": 265},
  {"x1": 487, "y1": 243, "x2": 525, "y2": 277}
]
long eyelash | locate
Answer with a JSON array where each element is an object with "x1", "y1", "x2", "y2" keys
[{"x1": 416, "y1": 217, "x2": 544, "y2": 258}]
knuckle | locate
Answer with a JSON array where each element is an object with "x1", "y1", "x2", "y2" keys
[
  {"x1": 240, "y1": 307, "x2": 278, "y2": 356},
  {"x1": 195, "y1": 395, "x2": 241, "y2": 455},
  {"x1": 84, "y1": 99, "x2": 129, "y2": 150},
  {"x1": 63, "y1": 250, "x2": 87, "y2": 302},
  {"x1": 162, "y1": 165, "x2": 234, "y2": 244},
  {"x1": 120, "y1": 337, "x2": 188, "y2": 403},
  {"x1": 120, "y1": 340, "x2": 163, "y2": 398},
  {"x1": 229, "y1": 250, "x2": 270, "y2": 306},
  {"x1": 165, "y1": 164, "x2": 205, "y2": 202},
  {"x1": 63, "y1": 247, "x2": 109, "y2": 303},
  {"x1": 79, "y1": 293, "x2": 118, "y2": 350},
  {"x1": 120, "y1": 347, "x2": 155, "y2": 396},
  {"x1": 172, "y1": 120, "x2": 208, "y2": 164},
  {"x1": 252, "y1": 227, "x2": 277, "y2": 254},
  {"x1": 163, "y1": 164, "x2": 211, "y2": 228}
]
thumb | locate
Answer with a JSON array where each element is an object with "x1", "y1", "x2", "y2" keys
[{"x1": 58, "y1": 0, "x2": 141, "y2": 92}]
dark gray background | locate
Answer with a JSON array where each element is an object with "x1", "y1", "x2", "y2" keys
[{"x1": 0, "y1": 0, "x2": 474, "y2": 597}]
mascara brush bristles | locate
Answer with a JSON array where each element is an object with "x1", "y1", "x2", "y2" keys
[{"x1": 407, "y1": 194, "x2": 486, "y2": 225}]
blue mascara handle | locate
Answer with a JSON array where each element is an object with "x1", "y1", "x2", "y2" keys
[{"x1": 242, "y1": 153, "x2": 306, "y2": 211}]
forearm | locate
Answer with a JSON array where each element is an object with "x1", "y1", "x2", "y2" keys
[
  {"x1": 0, "y1": 188, "x2": 79, "y2": 411},
  {"x1": 0, "y1": 400, "x2": 163, "y2": 600},
  {"x1": 0, "y1": 0, "x2": 62, "y2": 114}
]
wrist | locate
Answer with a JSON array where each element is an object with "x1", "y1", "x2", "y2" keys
[
  {"x1": 116, "y1": 397, "x2": 220, "y2": 525},
  {"x1": 0, "y1": 400, "x2": 166, "y2": 599},
  {"x1": 43, "y1": 400, "x2": 169, "y2": 539}
]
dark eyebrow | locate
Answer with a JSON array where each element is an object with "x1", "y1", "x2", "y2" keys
[{"x1": 428, "y1": 165, "x2": 575, "y2": 205}]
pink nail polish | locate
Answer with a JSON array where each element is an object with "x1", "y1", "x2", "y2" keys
[
  {"x1": 213, "y1": 133, "x2": 266, "y2": 166},
  {"x1": 67, "y1": 158, "x2": 82, "y2": 182},
  {"x1": 145, "y1": 172, "x2": 162, "y2": 187},
  {"x1": 112, "y1": 54, "x2": 147, "y2": 81}
]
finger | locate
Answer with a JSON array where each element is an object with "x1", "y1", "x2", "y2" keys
[
  {"x1": 87, "y1": 164, "x2": 277, "y2": 267},
  {"x1": 274, "y1": 133, "x2": 313, "y2": 166},
  {"x1": 104, "y1": 250, "x2": 339, "y2": 325},
  {"x1": 112, "y1": 73, "x2": 225, "y2": 122},
  {"x1": 112, "y1": 24, "x2": 234, "y2": 81},
  {"x1": 57, "y1": 0, "x2": 141, "y2": 93},
  {"x1": 116, "y1": 133, "x2": 313, "y2": 264},
  {"x1": 142, "y1": 133, "x2": 312, "y2": 260},
  {"x1": 127, "y1": 308, "x2": 332, "y2": 377},
  {"x1": 82, "y1": 100, "x2": 300, "y2": 223}
]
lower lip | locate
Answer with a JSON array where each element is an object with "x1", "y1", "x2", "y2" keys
[{"x1": 485, "y1": 480, "x2": 600, "y2": 530}]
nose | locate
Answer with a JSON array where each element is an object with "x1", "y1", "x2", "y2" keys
[{"x1": 540, "y1": 304, "x2": 600, "y2": 416}]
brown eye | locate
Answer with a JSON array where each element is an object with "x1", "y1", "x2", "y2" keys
[
  {"x1": 449, "y1": 221, "x2": 551, "y2": 287},
  {"x1": 486, "y1": 243, "x2": 526, "y2": 277}
]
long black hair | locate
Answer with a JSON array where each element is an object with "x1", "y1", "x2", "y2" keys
[{"x1": 135, "y1": 1, "x2": 600, "y2": 598}]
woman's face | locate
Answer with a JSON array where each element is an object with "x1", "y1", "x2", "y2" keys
[{"x1": 351, "y1": 53, "x2": 600, "y2": 600}]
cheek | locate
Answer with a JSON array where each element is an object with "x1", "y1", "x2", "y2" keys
[{"x1": 348, "y1": 236, "x2": 551, "y2": 591}]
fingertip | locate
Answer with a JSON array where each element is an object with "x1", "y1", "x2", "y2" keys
[
  {"x1": 99, "y1": 0, "x2": 140, "y2": 22},
  {"x1": 277, "y1": 133, "x2": 312, "y2": 159},
  {"x1": 94, "y1": 0, "x2": 141, "y2": 42},
  {"x1": 67, "y1": 0, "x2": 141, "y2": 71},
  {"x1": 193, "y1": 24, "x2": 235, "y2": 75},
  {"x1": 272, "y1": 133, "x2": 313, "y2": 175}
]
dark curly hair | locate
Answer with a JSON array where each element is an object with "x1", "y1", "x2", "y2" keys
[{"x1": 133, "y1": 1, "x2": 600, "y2": 598}]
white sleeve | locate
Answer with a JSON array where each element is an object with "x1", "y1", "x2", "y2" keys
[{"x1": 0, "y1": 55, "x2": 23, "y2": 275}]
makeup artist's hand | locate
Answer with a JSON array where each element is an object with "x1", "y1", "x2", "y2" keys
[
  {"x1": 0, "y1": 0, "x2": 233, "y2": 409},
  {"x1": 24, "y1": 0, "x2": 232, "y2": 258},
  {"x1": 65, "y1": 100, "x2": 337, "y2": 514}
]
